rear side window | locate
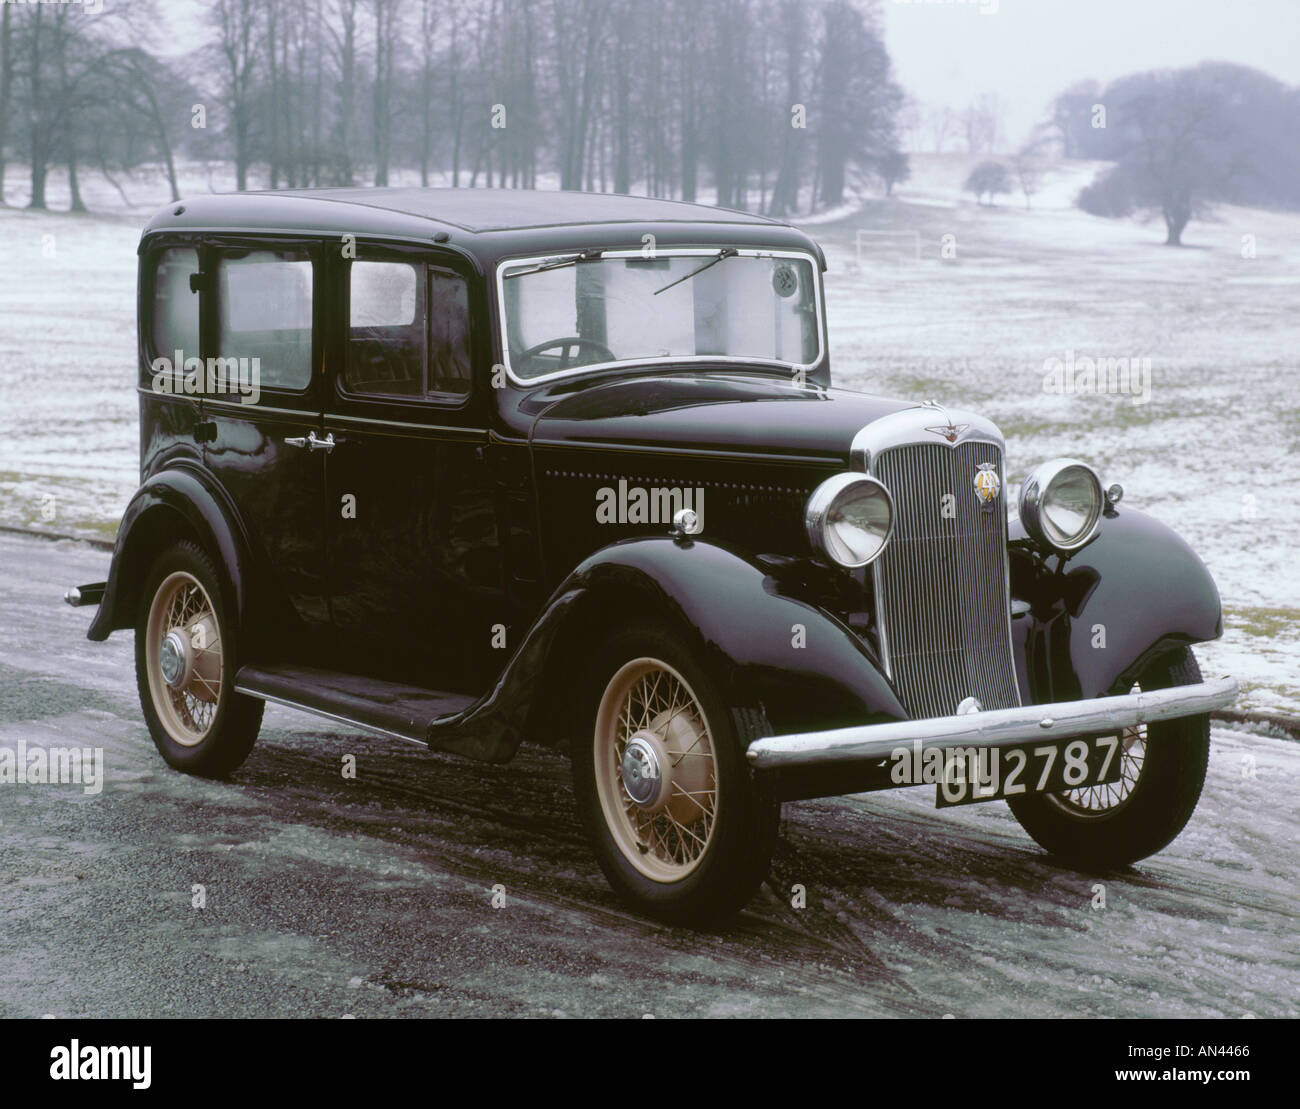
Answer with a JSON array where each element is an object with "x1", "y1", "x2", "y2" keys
[
  {"x1": 217, "y1": 250, "x2": 313, "y2": 391},
  {"x1": 150, "y1": 248, "x2": 199, "y2": 362}
]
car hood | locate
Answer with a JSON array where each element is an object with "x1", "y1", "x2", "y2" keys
[{"x1": 526, "y1": 372, "x2": 914, "y2": 463}]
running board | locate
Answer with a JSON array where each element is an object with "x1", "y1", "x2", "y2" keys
[{"x1": 234, "y1": 664, "x2": 476, "y2": 744}]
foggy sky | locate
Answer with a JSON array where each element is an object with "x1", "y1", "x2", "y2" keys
[
  {"x1": 156, "y1": 0, "x2": 1300, "y2": 152},
  {"x1": 883, "y1": 0, "x2": 1300, "y2": 146}
]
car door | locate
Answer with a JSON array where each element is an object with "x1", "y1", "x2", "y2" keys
[
  {"x1": 199, "y1": 238, "x2": 329, "y2": 652},
  {"x1": 323, "y1": 245, "x2": 504, "y2": 693}
]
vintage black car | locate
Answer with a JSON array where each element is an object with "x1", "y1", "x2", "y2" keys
[{"x1": 66, "y1": 188, "x2": 1238, "y2": 923}]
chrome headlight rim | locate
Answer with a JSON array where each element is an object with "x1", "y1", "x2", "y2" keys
[
  {"x1": 806, "y1": 472, "x2": 895, "y2": 569},
  {"x1": 1018, "y1": 457, "x2": 1104, "y2": 553}
]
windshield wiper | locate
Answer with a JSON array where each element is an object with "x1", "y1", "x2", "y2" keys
[
  {"x1": 653, "y1": 248, "x2": 738, "y2": 296},
  {"x1": 503, "y1": 249, "x2": 604, "y2": 280}
]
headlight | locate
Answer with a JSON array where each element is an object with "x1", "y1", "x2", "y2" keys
[
  {"x1": 806, "y1": 473, "x2": 894, "y2": 568},
  {"x1": 1018, "y1": 458, "x2": 1103, "y2": 552}
]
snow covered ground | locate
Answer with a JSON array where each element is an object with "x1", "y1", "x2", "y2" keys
[{"x1": 1, "y1": 157, "x2": 1296, "y2": 714}]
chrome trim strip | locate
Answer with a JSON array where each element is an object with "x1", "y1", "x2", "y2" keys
[
  {"x1": 233, "y1": 685, "x2": 443, "y2": 748},
  {"x1": 746, "y1": 677, "x2": 1240, "y2": 769},
  {"x1": 494, "y1": 247, "x2": 826, "y2": 386}
]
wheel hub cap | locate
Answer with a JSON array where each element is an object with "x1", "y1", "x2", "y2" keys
[
  {"x1": 159, "y1": 629, "x2": 190, "y2": 689},
  {"x1": 621, "y1": 734, "x2": 665, "y2": 808}
]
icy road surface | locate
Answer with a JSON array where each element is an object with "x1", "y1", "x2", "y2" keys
[{"x1": 0, "y1": 533, "x2": 1295, "y2": 1018}]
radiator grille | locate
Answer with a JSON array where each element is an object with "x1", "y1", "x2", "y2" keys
[{"x1": 870, "y1": 441, "x2": 1021, "y2": 719}]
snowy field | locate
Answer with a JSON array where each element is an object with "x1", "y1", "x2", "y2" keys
[{"x1": 0, "y1": 157, "x2": 1296, "y2": 716}]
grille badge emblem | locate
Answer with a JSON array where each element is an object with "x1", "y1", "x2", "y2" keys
[
  {"x1": 926, "y1": 422, "x2": 969, "y2": 443},
  {"x1": 973, "y1": 462, "x2": 1000, "y2": 509}
]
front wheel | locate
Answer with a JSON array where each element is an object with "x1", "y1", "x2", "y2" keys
[
  {"x1": 135, "y1": 540, "x2": 264, "y2": 777},
  {"x1": 572, "y1": 624, "x2": 780, "y2": 925},
  {"x1": 1008, "y1": 646, "x2": 1210, "y2": 868}
]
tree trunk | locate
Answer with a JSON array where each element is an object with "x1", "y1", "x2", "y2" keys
[
  {"x1": 267, "y1": 5, "x2": 280, "y2": 188},
  {"x1": 67, "y1": 146, "x2": 85, "y2": 211},
  {"x1": 0, "y1": 4, "x2": 12, "y2": 204},
  {"x1": 372, "y1": 0, "x2": 389, "y2": 187},
  {"x1": 29, "y1": 154, "x2": 47, "y2": 209},
  {"x1": 27, "y1": 5, "x2": 46, "y2": 209},
  {"x1": 1163, "y1": 194, "x2": 1190, "y2": 245}
]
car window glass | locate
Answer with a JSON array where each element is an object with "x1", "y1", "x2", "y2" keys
[
  {"x1": 217, "y1": 250, "x2": 313, "y2": 391},
  {"x1": 501, "y1": 253, "x2": 818, "y2": 379},
  {"x1": 429, "y1": 269, "x2": 471, "y2": 396},
  {"x1": 150, "y1": 247, "x2": 200, "y2": 364},
  {"x1": 347, "y1": 260, "x2": 425, "y2": 397}
]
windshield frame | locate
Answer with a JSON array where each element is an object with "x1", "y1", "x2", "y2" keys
[{"x1": 493, "y1": 246, "x2": 825, "y2": 387}]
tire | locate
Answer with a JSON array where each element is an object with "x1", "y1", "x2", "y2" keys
[
  {"x1": 135, "y1": 539, "x2": 264, "y2": 777},
  {"x1": 572, "y1": 623, "x2": 781, "y2": 925},
  {"x1": 1007, "y1": 647, "x2": 1210, "y2": 868}
]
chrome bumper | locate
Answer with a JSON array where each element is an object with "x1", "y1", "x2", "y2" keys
[
  {"x1": 746, "y1": 677, "x2": 1240, "y2": 770},
  {"x1": 64, "y1": 582, "x2": 106, "y2": 608}
]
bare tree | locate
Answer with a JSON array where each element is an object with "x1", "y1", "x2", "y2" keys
[
  {"x1": 102, "y1": 49, "x2": 185, "y2": 202},
  {"x1": 1049, "y1": 78, "x2": 1101, "y2": 159},
  {"x1": 212, "y1": 0, "x2": 260, "y2": 191},
  {"x1": 326, "y1": 0, "x2": 360, "y2": 185},
  {"x1": 370, "y1": 0, "x2": 398, "y2": 186},
  {"x1": 815, "y1": 0, "x2": 901, "y2": 209},
  {"x1": 962, "y1": 92, "x2": 1005, "y2": 155},
  {"x1": 965, "y1": 160, "x2": 1010, "y2": 206},
  {"x1": 766, "y1": 0, "x2": 807, "y2": 217},
  {"x1": 551, "y1": 0, "x2": 606, "y2": 192},
  {"x1": 1078, "y1": 65, "x2": 1255, "y2": 245},
  {"x1": 0, "y1": 3, "x2": 12, "y2": 204},
  {"x1": 875, "y1": 149, "x2": 910, "y2": 197}
]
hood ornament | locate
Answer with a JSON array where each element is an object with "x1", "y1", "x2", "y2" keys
[
  {"x1": 920, "y1": 399, "x2": 968, "y2": 444},
  {"x1": 926, "y1": 421, "x2": 969, "y2": 443}
]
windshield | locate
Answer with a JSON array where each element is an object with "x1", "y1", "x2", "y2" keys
[{"x1": 498, "y1": 249, "x2": 821, "y2": 381}]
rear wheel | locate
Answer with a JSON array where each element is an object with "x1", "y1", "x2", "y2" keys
[
  {"x1": 135, "y1": 540, "x2": 263, "y2": 777},
  {"x1": 1007, "y1": 647, "x2": 1210, "y2": 867},
  {"x1": 572, "y1": 624, "x2": 780, "y2": 925}
]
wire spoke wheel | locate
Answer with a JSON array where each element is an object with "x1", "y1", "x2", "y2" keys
[
  {"x1": 1051, "y1": 718, "x2": 1147, "y2": 817},
  {"x1": 144, "y1": 570, "x2": 224, "y2": 747},
  {"x1": 593, "y1": 657, "x2": 719, "y2": 882},
  {"x1": 1006, "y1": 648, "x2": 1211, "y2": 868}
]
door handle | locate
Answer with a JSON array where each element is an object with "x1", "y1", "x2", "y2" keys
[{"x1": 284, "y1": 431, "x2": 337, "y2": 452}]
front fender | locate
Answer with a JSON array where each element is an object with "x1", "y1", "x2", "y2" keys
[
  {"x1": 569, "y1": 537, "x2": 908, "y2": 733},
  {"x1": 87, "y1": 464, "x2": 254, "y2": 642},
  {"x1": 429, "y1": 536, "x2": 907, "y2": 765},
  {"x1": 1010, "y1": 505, "x2": 1223, "y2": 702}
]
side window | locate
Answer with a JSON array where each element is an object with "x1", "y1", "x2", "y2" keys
[
  {"x1": 346, "y1": 260, "x2": 426, "y2": 397},
  {"x1": 429, "y1": 269, "x2": 471, "y2": 396},
  {"x1": 217, "y1": 249, "x2": 313, "y2": 391},
  {"x1": 149, "y1": 247, "x2": 200, "y2": 366},
  {"x1": 344, "y1": 260, "x2": 471, "y2": 400}
]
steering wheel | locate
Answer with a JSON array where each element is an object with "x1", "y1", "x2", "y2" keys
[{"x1": 516, "y1": 336, "x2": 616, "y2": 374}]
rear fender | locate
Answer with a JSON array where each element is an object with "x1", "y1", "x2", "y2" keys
[{"x1": 87, "y1": 465, "x2": 254, "y2": 642}]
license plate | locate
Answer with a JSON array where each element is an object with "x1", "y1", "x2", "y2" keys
[{"x1": 934, "y1": 735, "x2": 1125, "y2": 808}]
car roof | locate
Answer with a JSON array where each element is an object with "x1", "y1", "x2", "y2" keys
[{"x1": 140, "y1": 187, "x2": 826, "y2": 271}]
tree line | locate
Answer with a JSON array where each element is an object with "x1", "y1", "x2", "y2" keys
[{"x1": 0, "y1": 0, "x2": 908, "y2": 217}]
